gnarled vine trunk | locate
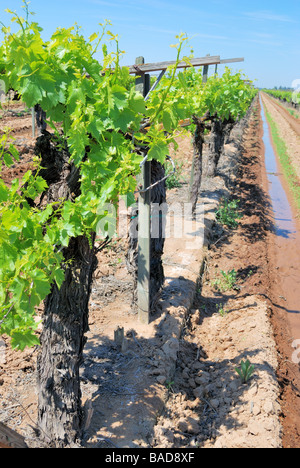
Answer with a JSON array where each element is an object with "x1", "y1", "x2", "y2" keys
[
  {"x1": 202, "y1": 119, "x2": 223, "y2": 178},
  {"x1": 37, "y1": 235, "x2": 96, "y2": 447},
  {"x1": 34, "y1": 132, "x2": 97, "y2": 447},
  {"x1": 34, "y1": 104, "x2": 47, "y2": 136},
  {"x1": 203, "y1": 118, "x2": 235, "y2": 178}
]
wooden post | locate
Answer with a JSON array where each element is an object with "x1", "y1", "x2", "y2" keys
[
  {"x1": 114, "y1": 326, "x2": 124, "y2": 348},
  {"x1": 127, "y1": 55, "x2": 221, "y2": 74},
  {"x1": 203, "y1": 54, "x2": 210, "y2": 84},
  {"x1": 0, "y1": 422, "x2": 28, "y2": 448},
  {"x1": 135, "y1": 56, "x2": 145, "y2": 95},
  {"x1": 135, "y1": 57, "x2": 151, "y2": 324},
  {"x1": 137, "y1": 160, "x2": 151, "y2": 324},
  {"x1": 135, "y1": 56, "x2": 151, "y2": 98}
]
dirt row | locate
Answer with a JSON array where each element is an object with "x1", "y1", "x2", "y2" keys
[
  {"x1": 264, "y1": 95, "x2": 300, "y2": 137},
  {"x1": 152, "y1": 97, "x2": 284, "y2": 448}
]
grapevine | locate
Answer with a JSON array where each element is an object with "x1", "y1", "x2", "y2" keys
[
  {"x1": 263, "y1": 89, "x2": 293, "y2": 103},
  {"x1": 263, "y1": 88, "x2": 300, "y2": 106},
  {"x1": 0, "y1": 3, "x2": 189, "y2": 350}
]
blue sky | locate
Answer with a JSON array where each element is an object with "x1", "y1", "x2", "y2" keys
[{"x1": 1, "y1": 0, "x2": 299, "y2": 88}]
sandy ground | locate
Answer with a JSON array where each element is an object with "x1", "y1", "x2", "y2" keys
[{"x1": 0, "y1": 96, "x2": 299, "y2": 448}]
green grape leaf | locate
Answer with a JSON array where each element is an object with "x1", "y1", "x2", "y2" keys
[{"x1": 11, "y1": 329, "x2": 40, "y2": 351}]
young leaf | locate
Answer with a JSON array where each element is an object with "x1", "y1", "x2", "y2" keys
[{"x1": 11, "y1": 329, "x2": 40, "y2": 351}]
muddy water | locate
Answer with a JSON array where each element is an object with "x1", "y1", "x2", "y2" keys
[{"x1": 260, "y1": 94, "x2": 300, "y2": 343}]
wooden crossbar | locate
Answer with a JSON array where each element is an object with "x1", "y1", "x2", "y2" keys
[
  {"x1": 220, "y1": 58, "x2": 244, "y2": 64},
  {"x1": 127, "y1": 56, "x2": 244, "y2": 75},
  {"x1": 128, "y1": 55, "x2": 221, "y2": 74}
]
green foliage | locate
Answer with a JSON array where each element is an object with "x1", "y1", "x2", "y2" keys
[
  {"x1": 216, "y1": 303, "x2": 228, "y2": 317},
  {"x1": 235, "y1": 359, "x2": 255, "y2": 384},
  {"x1": 263, "y1": 89, "x2": 293, "y2": 103},
  {"x1": 203, "y1": 69, "x2": 257, "y2": 121},
  {"x1": 143, "y1": 33, "x2": 192, "y2": 162},
  {"x1": 165, "y1": 160, "x2": 185, "y2": 189},
  {"x1": 212, "y1": 269, "x2": 238, "y2": 292},
  {"x1": 216, "y1": 198, "x2": 242, "y2": 228},
  {"x1": 0, "y1": 138, "x2": 65, "y2": 349},
  {"x1": 0, "y1": 5, "x2": 192, "y2": 349},
  {"x1": 166, "y1": 66, "x2": 257, "y2": 123}
]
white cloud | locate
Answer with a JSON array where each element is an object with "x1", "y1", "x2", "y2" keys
[
  {"x1": 137, "y1": 25, "x2": 178, "y2": 35},
  {"x1": 250, "y1": 39, "x2": 283, "y2": 47},
  {"x1": 193, "y1": 33, "x2": 229, "y2": 41},
  {"x1": 244, "y1": 10, "x2": 296, "y2": 23}
]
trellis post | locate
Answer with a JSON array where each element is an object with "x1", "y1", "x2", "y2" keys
[
  {"x1": 129, "y1": 54, "x2": 244, "y2": 324},
  {"x1": 203, "y1": 54, "x2": 210, "y2": 84},
  {"x1": 135, "y1": 57, "x2": 152, "y2": 324}
]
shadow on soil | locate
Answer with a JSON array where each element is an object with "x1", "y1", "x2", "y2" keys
[
  {"x1": 156, "y1": 296, "x2": 279, "y2": 447},
  {"x1": 80, "y1": 276, "x2": 197, "y2": 448}
]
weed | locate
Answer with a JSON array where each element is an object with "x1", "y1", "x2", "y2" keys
[
  {"x1": 165, "y1": 160, "x2": 186, "y2": 189},
  {"x1": 212, "y1": 269, "x2": 238, "y2": 292},
  {"x1": 216, "y1": 198, "x2": 241, "y2": 229},
  {"x1": 165, "y1": 380, "x2": 175, "y2": 392},
  {"x1": 287, "y1": 108, "x2": 299, "y2": 120},
  {"x1": 235, "y1": 359, "x2": 255, "y2": 384},
  {"x1": 108, "y1": 257, "x2": 123, "y2": 268},
  {"x1": 216, "y1": 303, "x2": 228, "y2": 317}
]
